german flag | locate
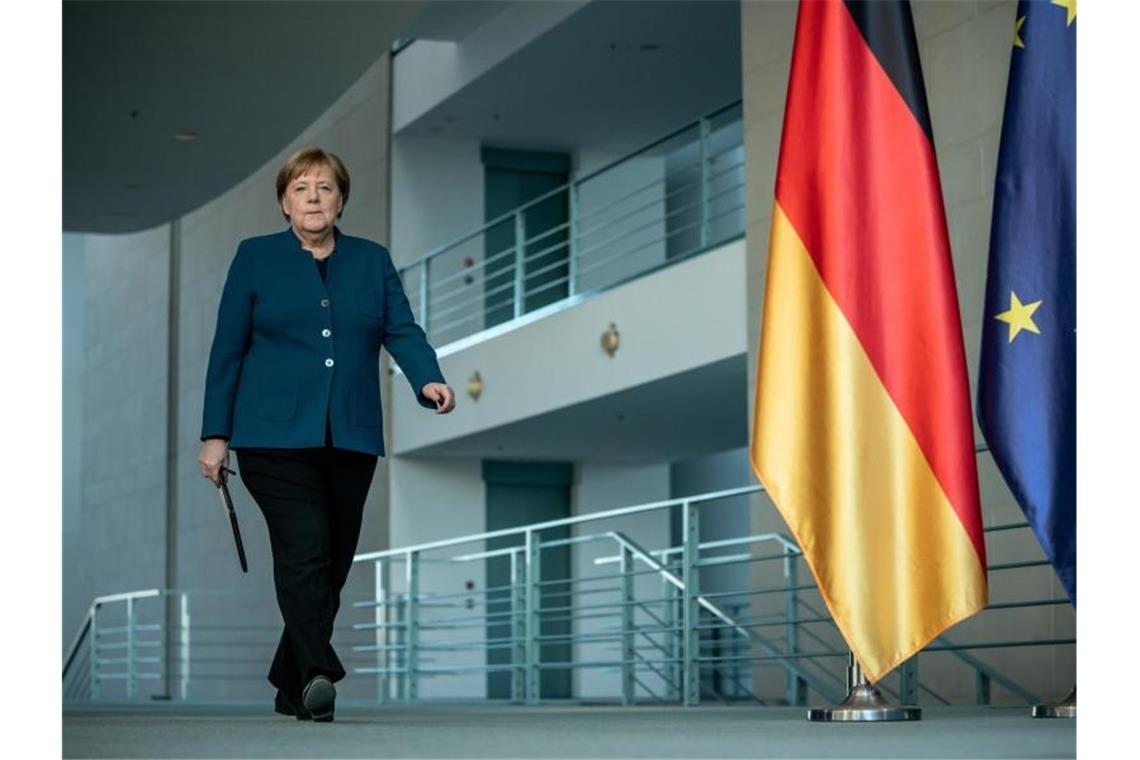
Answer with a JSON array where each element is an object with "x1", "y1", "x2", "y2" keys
[{"x1": 749, "y1": 0, "x2": 987, "y2": 683}]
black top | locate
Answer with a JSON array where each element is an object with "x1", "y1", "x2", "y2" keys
[{"x1": 315, "y1": 255, "x2": 331, "y2": 444}]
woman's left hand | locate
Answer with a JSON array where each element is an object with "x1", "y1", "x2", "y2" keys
[{"x1": 421, "y1": 383, "x2": 456, "y2": 414}]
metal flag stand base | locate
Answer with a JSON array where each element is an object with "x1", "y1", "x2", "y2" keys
[
  {"x1": 1031, "y1": 686, "x2": 1075, "y2": 719},
  {"x1": 807, "y1": 654, "x2": 922, "y2": 722}
]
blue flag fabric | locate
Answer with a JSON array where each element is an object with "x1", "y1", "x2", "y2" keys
[{"x1": 977, "y1": 0, "x2": 1075, "y2": 605}]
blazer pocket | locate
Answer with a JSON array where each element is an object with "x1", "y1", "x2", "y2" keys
[
  {"x1": 359, "y1": 287, "x2": 384, "y2": 321},
  {"x1": 354, "y1": 382, "x2": 381, "y2": 428},
  {"x1": 256, "y1": 377, "x2": 299, "y2": 420}
]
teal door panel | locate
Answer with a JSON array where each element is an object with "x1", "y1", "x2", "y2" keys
[{"x1": 484, "y1": 461, "x2": 573, "y2": 699}]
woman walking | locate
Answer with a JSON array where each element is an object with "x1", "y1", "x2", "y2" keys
[{"x1": 196, "y1": 147, "x2": 455, "y2": 721}]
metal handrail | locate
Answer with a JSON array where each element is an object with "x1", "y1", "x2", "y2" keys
[
  {"x1": 398, "y1": 99, "x2": 746, "y2": 349},
  {"x1": 65, "y1": 445, "x2": 1073, "y2": 707}
]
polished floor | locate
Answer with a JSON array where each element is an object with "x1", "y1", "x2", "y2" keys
[{"x1": 62, "y1": 702, "x2": 1075, "y2": 758}]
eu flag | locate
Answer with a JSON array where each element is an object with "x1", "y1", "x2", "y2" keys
[{"x1": 978, "y1": 0, "x2": 1075, "y2": 605}]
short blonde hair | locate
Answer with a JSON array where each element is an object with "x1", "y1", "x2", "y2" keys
[{"x1": 275, "y1": 147, "x2": 351, "y2": 220}]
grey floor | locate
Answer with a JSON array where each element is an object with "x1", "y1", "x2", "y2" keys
[{"x1": 62, "y1": 702, "x2": 1076, "y2": 759}]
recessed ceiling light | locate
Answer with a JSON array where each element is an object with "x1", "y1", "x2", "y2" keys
[{"x1": 173, "y1": 131, "x2": 198, "y2": 142}]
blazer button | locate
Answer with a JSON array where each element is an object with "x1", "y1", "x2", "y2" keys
[
  {"x1": 320, "y1": 298, "x2": 330, "y2": 308},
  {"x1": 325, "y1": 358, "x2": 335, "y2": 367},
  {"x1": 322, "y1": 328, "x2": 332, "y2": 337}
]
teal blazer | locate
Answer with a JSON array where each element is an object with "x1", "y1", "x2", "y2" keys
[{"x1": 200, "y1": 226, "x2": 444, "y2": 456}]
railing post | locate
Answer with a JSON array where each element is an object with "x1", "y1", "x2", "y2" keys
[
  {"x1": 524, "y1": 529, "x2": 542, "y2": 704},
  {"x1": 682, "y1": 500, "x2": 700, "y2": 706},
  {"x1": 375, "y1": 558, "x2": 388, "y2": 704},
  {"x1": 568, "y1": 181, "x2": 579, "y2": 296},
  {"x1": 394, "y1": 594, "x2": 407, "y2": 701},
  {"x1": 662, "y1": 556, "x2": 680, "y2": 702},
  {"x1": 419, "y1": 258, "x2": 430, "y2": 334},
  {"x1": 698, "y1": 116, "x2": 711, "y2": 249},
  {"x1": 406, "y1": 551, "x2": 420, "y2": 702},
  {"x1": 125, "y1": 597, "x2": 136, "y2": 700},
  {"x1": 976, "y1": 671, "x2": 992, "y2": 705},
  {"x1": 783, "y1": 546, "x2": 806, "y2": 706},
  {"x1": 620, "y1": 545, "x2": 635, "y2": 706},
  {"x1": 513, "y1": 210, "x2": 527, "y2": 318},
  {"x1": 179, "y1": 593, "x2": 190, "y2": 701},
  {"x1": 899, "y1": 657, "x2": 919, "y2": 705},
  {"x1": 90, "y1": 604, "x2": 100, "y2": 700},
  {"x1": 510, "y1": 548, "x2": 527, "y2": 704}
]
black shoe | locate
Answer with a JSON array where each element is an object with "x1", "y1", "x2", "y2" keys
[
  {"x1": 301, "y1": 675, "x2": 335, "y2": 722},
  {"x1": 274, "y1": 689, "x2": 312, "y2": 721}
]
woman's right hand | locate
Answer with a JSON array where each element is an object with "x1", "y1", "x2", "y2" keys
[{"x1": 198, "y1": 438, "x2": 230, "y2": 486}]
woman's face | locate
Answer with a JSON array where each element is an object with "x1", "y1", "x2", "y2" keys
[{"x1": 281, "y1": 163, "x2": 343, "y2": 236}]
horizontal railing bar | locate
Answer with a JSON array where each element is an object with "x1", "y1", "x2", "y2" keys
[
  {"x1": 703, "y1": 201, "x2": 747, "y2": 227},
  {"x1": 428, "y1": 275, "x2": 514, "y2": 323},
  {"x1": 574, "y1": 163, "x2": 703, "y2": 237},
  {"x1": 525, "y1": 584, "x2": 622, "y2": 602},
  {"x1": 922, "y1": 638, "x2": 1075, "y2": 652},
  {"x1": 572, "y1": 194, "x2": 703, "y2": 263},
  {"x1": 577, "y1": 157, "x2": 704, "y2": 227},
  {"x1": 984, "y1": 522, "x2": 1031, "y2": 533},
  {"x1": 351, "y1": 643, "x2": 408, "y2": 652},
  {"x1": 520, "y1": 219, "x2": 572, "y2": 250},
  {"x1": 572, "y1": 216, "x2": 706, "y2": 282},
  {"x1": 522, "y1": 274, "x2": 571, "y2": 302},
  {"x1": 705, "y1": 145, "x2": 745, "y2": 172},
  {"x1": 574, "y1": 185, "x2": 710, "y2": 260},
  {"x1": 575, "y1": 99, "x2": 743, "y2": 190},
  {"x1": 705, "y1": 179, "x2": 746, "y2": 206},
  {"x1": 522, "y1": 243, "x2": 571, "y2": 279},
  {"x1": 353, "y1": 485, "x2": 762, "y2": 563},
  {"x1": 985, "y1": 598, "x2": 1071, "y2": 610},
  {"x1": 418, "y1": 231, "x2": 743, "y2": 357},
  {"x1": 523, "y1": 256, "x2": 571, "y2": 291},
  {"x1": 425, "y1": 242, "x2": 517, "y2": 299},
  {"x1": 988, "y1": 560, "x2": 1052, "y2": 571},
  {"x1": 93, "y1": 589, "x2": 164, "y2": 605}
]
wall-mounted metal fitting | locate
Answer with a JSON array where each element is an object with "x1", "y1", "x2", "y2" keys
[
  {"x1": 467, "y1": 370, "x2": 483, "y2": 401},
  {"x1": 601, "y1": 323, "x2": 620, "y2": 357}
]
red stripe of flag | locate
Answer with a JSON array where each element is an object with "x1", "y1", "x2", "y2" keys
[{"x1": 775, "y1": 0, "x2": 984, "y2": 559}]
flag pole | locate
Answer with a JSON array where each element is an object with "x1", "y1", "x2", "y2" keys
[
  {"x1": 807, "y1": 653, "x2": 921, "y2": 723},
  {"x1": 1032, "y1": 685, "x2": 1076, "y2": 719}
]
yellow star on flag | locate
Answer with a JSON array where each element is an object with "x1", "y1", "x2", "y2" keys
[
  {"x1": 1013, "y1": 15, "x2": 1026, "y2": 48},
  {"x1": 995, "y1": 291, "x2": 1043, "y2": 343},
  {"x1": 1051, "y1": 0, "x2": 1076, "y2": 26}
]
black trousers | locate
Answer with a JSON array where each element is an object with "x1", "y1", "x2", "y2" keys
[{"x1": 234, "y1": 416, "x2": 378, "y2": 701}]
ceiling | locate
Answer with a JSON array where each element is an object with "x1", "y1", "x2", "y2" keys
[
  {"x1": 63, "y1": 0, "x2": 742, "y2": 234},
  {"x1": 63, "y1": 1, "x2": 427, "y2": 233},
  {"x1": 406, "y1": 354, "x2": 749, "y2": 463},
  {"x1": 396, "y1": 0, "x2": 743, "y2": 157}
]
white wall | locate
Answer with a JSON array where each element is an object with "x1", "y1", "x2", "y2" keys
[
  {"x1": 573, "y1": 148, "x2": 667, "y2": 293},
  {"x1": 570, "y1": 461, "x2": 671, "y2": 699},
  {"x1": 62, "y1": 233, "x2": 88, "y2": 660},
  {"x1": 390, "y1": 237, "x2": 748, "y2": 455},
  {"x1": 389, "y1": 133, "x2": 486, "y2": 346},
  {"x1": 387, "y1": 457, "x2": 487, "y2": 698},
  {"x1": 73, "y1": 224, "x2": 172, "y2": 698}
]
